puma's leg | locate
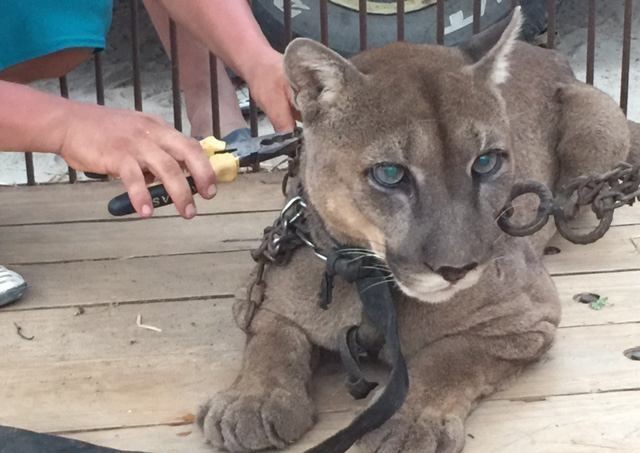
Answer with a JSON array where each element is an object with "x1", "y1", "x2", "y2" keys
[
  {"x1": 555, "y1": 82, "x2": 630, "y2": 185},
  {"x1": 360, "y1": 291, "x2": 558, "y2": 453},
  {"x1": 198, "y1": 311, "x2": 315, "y2": 452}
]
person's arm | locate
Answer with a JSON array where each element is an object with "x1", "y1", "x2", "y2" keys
[
  {"x1": 151, "y1": 0, "x2": 296, "y2": 132},
  {"x1": 0, "y1": 80, "x2": 216, "y2": 218}
]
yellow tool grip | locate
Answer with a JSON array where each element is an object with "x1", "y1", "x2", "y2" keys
[
  {"x1": 200, "y1": 136, "x2": 227, "y2": 157},
  {"x1": 210, "y1": 153, "x2": 240, "y2": 183}
]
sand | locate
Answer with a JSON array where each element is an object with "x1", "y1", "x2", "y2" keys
[{"x1": 0, "y1": 0, "x2": 638, "y2": 184}]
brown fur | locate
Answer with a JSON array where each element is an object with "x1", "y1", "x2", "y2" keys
[{"x1": 198, "y1": 9, "x2": 633, "y2": 453}]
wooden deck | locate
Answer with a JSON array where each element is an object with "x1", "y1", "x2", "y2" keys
[{"x1": 1, "y1": 173, "x2": 639, "y2": 453}]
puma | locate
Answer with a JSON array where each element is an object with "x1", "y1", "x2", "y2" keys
[{"x1": 198, "y1": 8, "x2": 632, "y2": 453}]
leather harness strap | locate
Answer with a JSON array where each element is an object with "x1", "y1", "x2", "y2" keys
[{"x1": 304, "y1": 250, "x2": 410, "y2": 453}]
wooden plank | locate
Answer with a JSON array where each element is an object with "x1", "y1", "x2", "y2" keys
[
  {"x1": 2, "y1": 175, "x2": 639, "y2": 228},
  {"x1": 545, "y1": 225, "x2": 640, "y2": 275},
  {"x1": 9, "y1": 251, "x2": 253, "y2": 311},
  {"x1": 0, "y1": 299, "x2": 244, "y2": 433},
  {"x1": 555, "y1": 270, "x2": 640, "y2": 327},
  {"x1": 575, "y1": 204, "x2": 640, "y2": 228},
  {"x1": 1, "y1": 214, "x2": 638, "y2": 273},
  {"x1": 0, "y1": 211, "x2": 275, "y2": 264},
  {"x1": 494, "y1": 322, "x2": 640, "y2": 400},
  {"x1": 8, "y1": 254, "x2": 640, "y2": 327},
  {"x1": 64, "y1": 390, "x2": 640, "y2": 453},
  {"x1": 65, "y1": 413, "x2": 358, "y2": 453},
  {"x1": 466, "y1": 391, "x2": 640, "y2": 453},
  {"x1": 2, "y1": 298, "x2": 639, "y2": 433},
  {"x1": 0, "y1": 172, "x2": 284, "y2": 226}
]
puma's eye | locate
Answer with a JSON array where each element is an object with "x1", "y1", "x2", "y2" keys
[
  {"x1": 370, "y1": 163, "x2": 406, "y2": 188},
  {"x1": 472, "y1": 151, "x2": 503, "y2": 178}
]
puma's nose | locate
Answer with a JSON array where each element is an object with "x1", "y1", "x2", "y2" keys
[{"x1": 436, "y1": 263, "x2": 478, "y2": 283}]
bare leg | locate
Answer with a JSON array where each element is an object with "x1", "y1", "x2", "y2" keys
[
  {"x1": 198, "y1": 310, "x2": 315, "y2": 452},
  {"x1": 143, "y1": 0, "x2": 247, "y2": 137}
]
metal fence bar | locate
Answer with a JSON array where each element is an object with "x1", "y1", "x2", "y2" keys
[
  {"x1": 208, "y1": 54, "x2": 221, "y2": 138},
  {"x1": 320, "y1": 0, "x2": 329, "y2": 45},
  {"x1": 58, "y1": 76, "x2": 77, "y2": 183},
  {"x1": 397, "y1": 0, "x2": 405, "y2": 41},
  {"x1": 284, "y1": 0, "x2": 293, "y2": 46},
  {"x1": 359, "y1": 0, "x2": 368, "y2": 50},
  {"x1": 436, "y1": 0, "x2": 445, "y2": 44},
  {"x1": 130, "y1": 0, "x2": 143, "y2": 111},
  {"x1": 247, "y1": 0, "x2": 259, "y2": 139},
  {"x1": 169, "y1": 19, "x2": 183, "y2": 132},
  {"x1": 473, "y1": 0, "x2": 482, "y2": 34},
  {"x1": 546, "y1": 0, "x2": 556, "y2": 49},
  {"x1": 24, "y1": 154, "x2": 35, "y2": 186},
  {"x1": 620, "y1": 0, "x2": 633, "y2": 115},
  {"x1": 586, "y1": 0, "x2": 596, "y2": 85},
  {"x1": 94, "y1": 53, "x2": 105, "y2": 105}
]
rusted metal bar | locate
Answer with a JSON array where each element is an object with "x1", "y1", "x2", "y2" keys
[
  {"x1": 130, "y1": 0, "x2": 143, "y2": 111},
  {"x1": 284, "y1": 0, "x2": 293, "y2": 46},
  {"x1": 473, "y1": 0, "x2": 481, "y2": 34},
  {"x1": 249, "y1": 98, "x2": 259, "y2": 137},
  {"x1": 397, "y1": 0, "x2": 405, "y2": 41},
  {"x1": 94, "y1": 53, "x2": 105, "y2": 105},
  {"x1": 320, "y1": 0, "x2": 329, "y2": 45},
  {"x1": 169, "y1": 19, "x2": 182, "y2": 132},
  {"x1": 59, "y1": 76, "x2": 69, "y2": 98},
  {"x1": 359, "y1": 0, "x2": 367, "y2": 50},
  {"x1": 546, "y1": 0, "x2": 556, "y2": 49},
  {"x1": 58, "y1": 76, "x2": 77, "y2": 183},
  {"x1": 620, "y1": 0, "x2": 633, "y2": 115},
  {"x1": 586, "y1": 0, "x2": 596, "y2": 85},
  {"x1": 247, "y1": 0, "x2": 258, "y2": 143},
  {"x1": 436, "y1": 0, "x2": 445, "y2": 44},
  {"x1": 208, "y1": 53, "x2": 221, "y2": 139},
  {"x1": 24, "y1": 153, "x2": 35, "y2": 186}
]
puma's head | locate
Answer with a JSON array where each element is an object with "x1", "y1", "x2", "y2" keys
[{"x1": 284, "y1": 9, "x2": 523, "y2": 303}]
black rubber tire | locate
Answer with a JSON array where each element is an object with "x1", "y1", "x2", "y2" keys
[{"x1": 253, "y1": 0, "x2": 513, "y2": 56}]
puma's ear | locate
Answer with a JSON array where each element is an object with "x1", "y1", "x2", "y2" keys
[
  {"x1": 466, "y1": 7, "x2": 523, "y2": 85},
  {"x1": 284, "y1": 38, "x2": 362, "y2": 120}
]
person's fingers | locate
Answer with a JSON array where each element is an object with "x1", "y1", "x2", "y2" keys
[
  {"x1": 143, "y1": 172, "x2": 157, "y2": 185},
  {"x1": 160, "y1": 132, "x2": 217, "y2": 200},
  {"x1": 142, "y1": 145, "x2": 196, "y2": 219},
  {"x1": 118, "y1": 158, "x2": 154, "y2": 218}
]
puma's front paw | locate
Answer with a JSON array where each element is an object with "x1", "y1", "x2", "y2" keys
[
  {"x1": 197, "y1": 387, "x2": 315, "y2": 452},
  {"x1": 358, "y1": 409, "x2": 465, "y2": 453}
]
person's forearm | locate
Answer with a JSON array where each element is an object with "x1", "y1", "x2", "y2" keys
[
  {"x1": 0, "y1": 80, "x2": 67, "y2": 153},
  {"x1": 154, "y1": 0, "x2": 275, "y2": 81}
]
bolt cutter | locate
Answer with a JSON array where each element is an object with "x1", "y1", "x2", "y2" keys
[{"x1": 107, "y1": 129, "x2": 301, "y2": 216}]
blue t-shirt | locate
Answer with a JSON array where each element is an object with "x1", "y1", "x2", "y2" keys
[{"x1": 0, "y1": 0, "x2": 113, "y2": 71}]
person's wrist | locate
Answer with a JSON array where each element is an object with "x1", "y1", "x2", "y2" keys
[{"x1": 31, "y1": 93, "x2": 77, "y2": 155}]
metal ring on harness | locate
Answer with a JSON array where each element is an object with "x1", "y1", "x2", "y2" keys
[{"x1": 497, "y1": 180, "x2": 554, "y2": 237}]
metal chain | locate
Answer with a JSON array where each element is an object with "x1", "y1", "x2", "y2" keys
[
  {"x1": 236, "y1": 137, "x2": 328, "y2": 331},
  {"x1": 499, "y1": 162, "x2": 640, "y2": 244}
]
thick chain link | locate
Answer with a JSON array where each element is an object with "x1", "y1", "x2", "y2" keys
[
  {"x1": 236, "y1": 137, "x2": 330, "y2": 331},
  {"x1": 499, "y1": 162, "x2": 640, "y2": 244}
]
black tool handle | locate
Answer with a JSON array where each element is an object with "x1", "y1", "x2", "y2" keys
[{"x1": 107, "y1": 176, "x2": 197, "y2": 216}]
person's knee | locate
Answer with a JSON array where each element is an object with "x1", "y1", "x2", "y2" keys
[{"x1": 0, "y1": 48, "x2": 94, "y2": 84}]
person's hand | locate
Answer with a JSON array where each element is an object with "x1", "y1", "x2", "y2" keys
[
  {"x1": 243, "y1": 49, "x2": 297, "y2": 132},
  {"x1": 57, "y1": 102, "x2": 216, "y2": 219}
]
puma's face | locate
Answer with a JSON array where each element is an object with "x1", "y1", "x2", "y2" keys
[{"x1": 285, "y1": 10, "x2": 522, "y2": 303}]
